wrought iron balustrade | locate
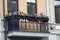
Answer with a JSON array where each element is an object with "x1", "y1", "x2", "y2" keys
[{"x1": 5, "y1": 15, "x2": 49, "y2": 32}]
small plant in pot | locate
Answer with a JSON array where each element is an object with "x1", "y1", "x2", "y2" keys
[
  {"x1": 5, "y1": 12, "x2": 18, "y2": 18},
  {"x1": 5, "y1": 13, "x2": 12, "y2": 20},
  {"x1": 5, "y1": 13, "x2": 10, "y2": 17},
  {"x1": 27, "y1": 13, "x2": 38, "y2": 22},
  {"x1": 18, "y1": 11, "x2": 29, "y2": 19},
  {"x1": 39, "y1": 13, "x2": 49, "y2": 22},
  {"x1": 20, "y1": 13, "x2": 29, "y2": 19}
]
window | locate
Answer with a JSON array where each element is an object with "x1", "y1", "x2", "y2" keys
[
  {"x1": 8, "y1": 0, "x2": 18, "y2": 14},
  {"x1": 27, "y1": 0, "x2": 36, "y2": 15},
  {"x1": 55, "y1": 6, "x2": 60, "y2": 23},
  {"x1": 27, "y1": 0, "x2": 35, "y2": 3},
  {"x1": 7, "y1": 0, "x2": 18, "y2": 31}
]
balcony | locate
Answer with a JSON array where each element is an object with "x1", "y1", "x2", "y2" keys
[{"x1": 5, "y1": 15, "x2": 49, "y2": 33}]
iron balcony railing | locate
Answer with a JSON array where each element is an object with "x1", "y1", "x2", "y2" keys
[{"x1": 5, "y1": 15, "x2": 49, "y2": 33}]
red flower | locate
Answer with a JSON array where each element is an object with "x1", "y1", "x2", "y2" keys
[{"x1": 18, "y1": 11, "x2": 23, "y2": 15}]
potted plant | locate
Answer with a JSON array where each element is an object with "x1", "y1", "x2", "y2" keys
[
  {"x1": 26, "y1": 13, "x2": 38, "y2": 22},
  {"x1": 39, "y1": 16, "x2": 49, "y2": 22},
  {"x1": 5, "y1": 12, "x2": 24, "y2": 19},
  {"x1": 5, "y1": 13, "x2": 12, "y2": 20},
  {"x1": 22, "y1": 13, "x2": 29, "y2": 19},
  {"x1": 38, "y1": 13, "x2": 49, "y2": 22},
  {"x1": 17, "y1": 11, "x2": 29, "y2": 19}
]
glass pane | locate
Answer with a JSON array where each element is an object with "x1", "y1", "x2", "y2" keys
[
  {"x1": 27, "y1": 0, "x2": 35, "y2": 3},
  {"x1": 55, "y1": 6, "x2": 60, "y2": 23},
  {"x1": 27, "y1": 4, "x2": 36, "y2": 15},
  {"x1": 8, "y1": 0, "x2": 18, "y2": 14}
]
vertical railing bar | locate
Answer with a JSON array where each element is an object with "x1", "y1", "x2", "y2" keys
[
  {"x1": 5, "y1": 21, "x2": 8, "y2": 31},
  {"x1": 12, "y1": 16, "x2": 14, "y2": 31},
  {"x1": 43, "y1": 23, "x2": 44, "y2": 32},
  {"x1": 38, "y1": 23, "x2": 40, "y2": 31},
  {"x1": 17, "y1": 19, "x2": 19, "y2": 31},
  {"x1": 19, "y1": 19, "x2": 20, "y2": 30},
  {"x1": 20, "y1": 19, "x2": 22, "y2": 31},
  {"x1": 29, "y1": 21, "x2": 30, "y2": 30},
  {"x1": 47, "y1": 22, "x2": 48, "y2": 32},
  {"x1": 36, "y1": 22, "x2": 38, "y2": 31},
  {"x1": 40, "y1": 22, "x2": 41, "y2": 32},
  {"x1": 21, "y1": 20, "x2": 22, "y2": 29},
  {"x1": 33, "y1": 22, "x2": 34, "y2": 31},
  {"x1": 25, "y1": 18, "x2": 26, "y2": 30},
  {"x1": 17, "y1": 18, "x2": 19, "y2": 31},
  {"x1": 45, "y1": 22, "x2": 47, "y2": 32}
]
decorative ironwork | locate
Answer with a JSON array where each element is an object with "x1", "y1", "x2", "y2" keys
[{"x1": 5, "y1": 15, "x2": 49, "y2": 32}]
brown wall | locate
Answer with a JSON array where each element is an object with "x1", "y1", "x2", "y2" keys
[
  {"x1": 36, "y1": 0, "x2": 45, "y2": 14},
  {"x1": 0, "y1": 0, "x2": 8, "y2": 18},
  {"x1": 18, "y1": 0, "x2": 27, "y2": 13},
  {"x1": 4, "y1": 0, "x2": 8, "y2": 14},
  {"x1": 18, "y1": 0, "x2": 45, "y2": 14},
  {"x1": 3, "y1": 0, "x2": 27, "y2": 14}
]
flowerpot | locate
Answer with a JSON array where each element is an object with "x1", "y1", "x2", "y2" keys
[
  {"x1": 39, "y1": 17, "x2": 49, "y2": 22},
  {"x1": 5, "y1": 16, "x2": 13, "y2": 20},
  {"x1": 13, "y1": 15, "x2": 25, "y2": 19},
  {"x1": 5, "y1": 15, "x2": 26, "y2": 20},
  {"x1": 19, "y1": 15, "x2": 26, "y2": 19},
  {"x1": 27, "y1": 16, "x2": 37, "y2": 21}
]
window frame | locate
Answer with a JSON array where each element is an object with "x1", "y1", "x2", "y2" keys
[
  {"x1": 7, "y1": 0, "x2": 18, "y2": 14},
  {"x1": 27, "y1": 0, "x2": 37, "y2": 14},
  {"x1": 55, "y1": 5, "x2": 60, "y2": 23}
]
